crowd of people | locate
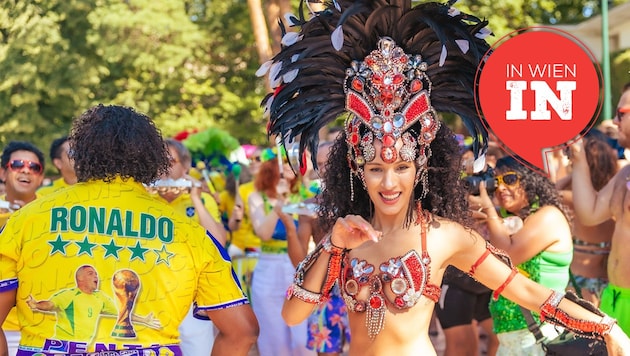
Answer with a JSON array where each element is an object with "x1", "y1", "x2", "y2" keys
[{"x1": 2, "y1": 0, "x2": 630, "y2": 356}]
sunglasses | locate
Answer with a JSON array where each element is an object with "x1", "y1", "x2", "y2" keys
[
  {"x1": 616, "y1": 107, "x2": 630, "y2": 121},
  {"x1": 495, "y1": 172, "x2": 520, "y2": 187},
  {"x1": 5, "y1": 159, "x2": 43, "y2": 174},
  {"x1": 250, "y1": 156, "x2": 261, "y2": 163}
]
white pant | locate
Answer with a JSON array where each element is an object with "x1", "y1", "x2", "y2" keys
[
  {"x1": 251, "y1": 253, "x2": 315, "y2": 356},
  {"x1": 178, "y1": 305, "x2": 215, "y2": 356},
  {"x1": 5, "y1": 330, "x2": 19, "y2": 356}
]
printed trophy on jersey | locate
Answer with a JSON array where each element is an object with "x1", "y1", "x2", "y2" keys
[{"x1": 111, "y1": 269, "x2": 140, "y2": 337}]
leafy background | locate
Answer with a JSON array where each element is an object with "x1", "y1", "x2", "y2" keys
[{"x1": 1, "y1": 0, "x2": 629, "y2": 174}]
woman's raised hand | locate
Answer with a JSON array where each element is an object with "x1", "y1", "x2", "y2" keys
[{"x1": 330, "y1": 215, "x2": 382, "y2": 250}]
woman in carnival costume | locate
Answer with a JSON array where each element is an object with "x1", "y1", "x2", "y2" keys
[{"x1": 258, "y1": 0, "x2": 630, "y2": 355}]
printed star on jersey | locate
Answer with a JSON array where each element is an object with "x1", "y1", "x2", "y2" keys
[
  {"x1": 48, "y1": 234, "x2": 70, "y2": 255},
  {"x1": 75, "y1": 236, "x2": 97, "y2": 256},
  {"x1": 102, "y1": 239, "x2": 123, "y2": 259},
  {"x1": 128, "y1": 241, "x2": 149, "y2": 261},
  {"x1": 154, "y1": 245, "x2": 174, "y2": 266}
]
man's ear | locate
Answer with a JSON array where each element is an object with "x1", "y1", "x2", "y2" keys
[
  {"x1": 0, "y1": 168, "x2": 6, "y2": 181},
  {"x1": 53, "y1": 158, "x2": 63, "y2": 171}
]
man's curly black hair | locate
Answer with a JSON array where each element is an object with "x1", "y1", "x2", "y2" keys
[
  {"x1": 495, "y1": 155, "x2": 569, "y2": 221},
  {"x1": 318, "y1": 123, "x2": 471, "y2": 232},
  {"x1": 69, "y1": 104, "x2": 170, "y2": 184}
]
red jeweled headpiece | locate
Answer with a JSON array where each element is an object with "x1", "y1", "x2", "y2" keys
[{"x1": 344, "y1": 37, "x2": 440, "y2": 171}]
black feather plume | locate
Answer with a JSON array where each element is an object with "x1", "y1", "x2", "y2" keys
[{"x1": 261, "y1": 0, "x2": 493, "y2": 171}]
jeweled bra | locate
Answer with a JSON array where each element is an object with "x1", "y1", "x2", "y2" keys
[{"x1": 339, "y1": 213, "x2": 441, "y2": 338}]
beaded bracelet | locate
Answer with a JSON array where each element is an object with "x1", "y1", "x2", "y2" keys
[
  {"x1": 286, "y1": 283, "x2": 323, "y2": 304},
  {"x1": 539, "y1": 291, "x2": 617, "y2": 337}
]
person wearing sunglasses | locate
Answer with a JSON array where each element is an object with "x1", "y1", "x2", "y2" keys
[
  {"x1": 0, "y1": 141, "x2": 46, "y2": 220},
  {"x1": 0, "y1": 105, "x2": 258, "y2": 356},
  {"x1": 569, "y1": 82, "x2": 630, "y2": 336},
  {"x1": 0, "y1": 140, "x2": 46, "y2": 356},
  {"x1": 476, "y1": 155, "x2": 574, "y2": 355}
]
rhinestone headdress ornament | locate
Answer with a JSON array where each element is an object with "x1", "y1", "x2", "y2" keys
[{"x1": 344, "y1": 37, "x2": 440, "y2": 191}]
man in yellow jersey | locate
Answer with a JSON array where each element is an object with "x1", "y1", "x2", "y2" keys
[
  {"x1": 0, "y1": 104, "x2": 258, "y2": 356},
  {"x1": 37, "y1": 136, "x2": 78, "y2": 196},
  {"x1": 150, "y1": 138, "x2": 227, "y2": 356},
  {"x1": 0, "y1": 141, "x2": 46, "y2": 355}
]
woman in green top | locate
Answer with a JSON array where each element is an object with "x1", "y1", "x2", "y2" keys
[{"x1": 476, "y1": 155, "x2": 573, "y2": 356}]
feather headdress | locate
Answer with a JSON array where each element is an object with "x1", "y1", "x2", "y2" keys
[{"x1": 259, "y1": 0, "x2": 492, "y2": 174}]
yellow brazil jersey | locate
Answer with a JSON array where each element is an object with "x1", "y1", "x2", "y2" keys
[
  {"x1": 0, "y1": 177, "x2": 248, "y2": 355},
  {"x1": 37, "y1": 178, "x2": 71, "y2": 197},
  {"x1": 0, "y1": 194, "x2": 19, "y2": 332}
]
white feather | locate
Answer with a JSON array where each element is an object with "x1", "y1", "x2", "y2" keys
[
  {"x1": 473, "y1": 154, "x2": 486, "y2": 173},
  {"x1": 447, "y1": 7, "x2": 460, "y2": 17},
  {"x1": 475, "y1": 27, "x2": 492, "y2": 39},
  {"x1": 283, "y1": 69, "x2": 299, "y2": 83},
  {"x1": 455, "y1": 39, "x2": 469, "y2": 54},
  {"x1": 333, "y1": 0, "x2": 341, "y2": 12},
  {"x1": 332, "y1": 26, "x2": 344, "y2": 51},
  {"x1": 255, "y1": 60, "x2": 272, "y2": 77},
  {"x1": 439, "y1": 45, "x2": 447, "y2": 67},
  {"x1": 284, "y1": 13, "x2": 299, "y2": 26},
  {"x1": 282, "y1": 32, "x2": 301, "y2": 46},
  {"x1": 269, "y1": 62, "x2": 283, "y2": 87},
  {"x1": 263, "y1": 97, "x2": 273, "y2": 119}
]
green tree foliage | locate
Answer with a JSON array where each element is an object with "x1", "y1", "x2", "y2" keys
[
  {"x1": 0, "y1": 0, "x2": 267, "y2": 172},
  {"x1": 2, "y1": 0, "x2": 629, "y2": 170},
  {"x1": 0, "y1": 0, "x2": 97, "y2": 150}
]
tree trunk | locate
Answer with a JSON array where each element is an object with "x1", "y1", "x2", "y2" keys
[{"x1": 248, "y1": 0, "x2": 272, "y2": 65}]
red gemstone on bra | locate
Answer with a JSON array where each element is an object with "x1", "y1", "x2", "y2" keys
[
  {"x1": 394, "y1": 296, "x2": 406, "y2": 308},
  {"x1": 369, "y1": 295, "x2": 383, "y2": 309},
  {"x1": 393, "y1": 74, "x2": 404, "y2": 85}
]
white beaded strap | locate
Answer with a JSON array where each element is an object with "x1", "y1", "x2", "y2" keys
[{"x1": 286, "y1": 283, "x2": 323, "y2": 304}]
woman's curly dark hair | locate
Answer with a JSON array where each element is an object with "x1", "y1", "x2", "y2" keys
[
  {"x1": 495, "y1": 156, "x2": 569, "y2": 221},
  {"x1": 69, "y1": 104, "x2": 171, "y2": 184},
  {"x1": 318, "y1": 123, "x2": 471, "y2": 231}
]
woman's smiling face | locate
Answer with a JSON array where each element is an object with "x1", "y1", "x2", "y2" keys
[
  {"x1": 363, "y1": 139, "x2": 417, "y2": 218},
  {"x1": 493, "y1": 168, "x2": 529, "y2": 214}
]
